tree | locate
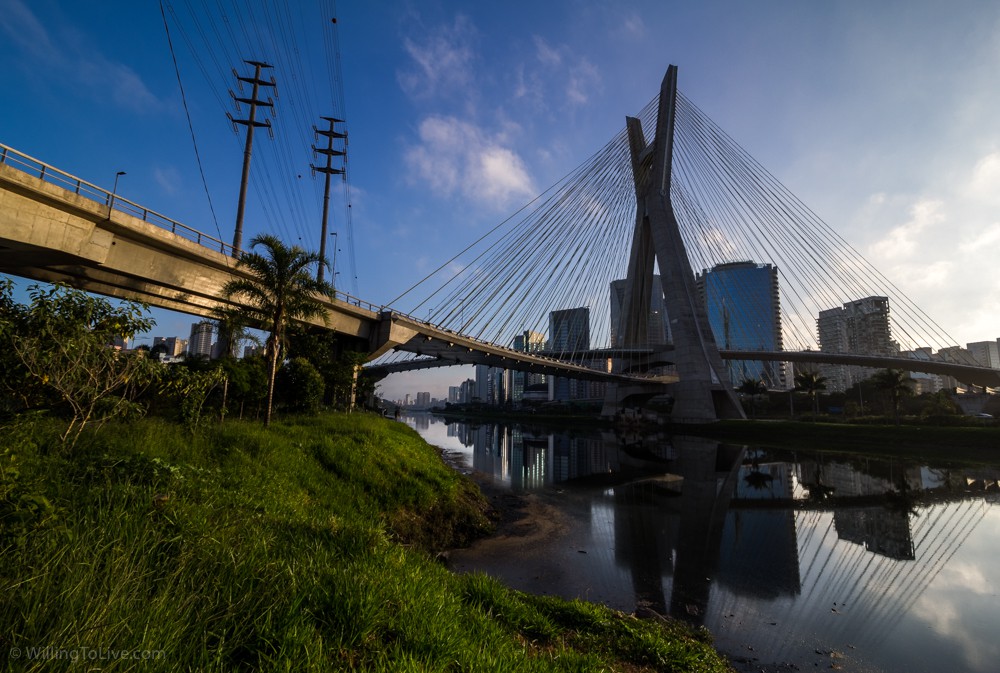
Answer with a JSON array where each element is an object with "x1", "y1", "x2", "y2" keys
[
  {"x1": 737, "y1": 378, "x2": 767, "y2": 419},
  {"x1": 286, "y1": 328, "x2": 361, "y2": 408},
  {"x1": 221, "y1": 235, "x2": 332, "y2": 427},
  {"x1": 794, "y1": 370, "x2": 827, "y2": 416},
  {"x1": 159, "y1": 363, "x2": 228, "y2": 433},
  {"x1": 276, "y1": 357, "x2": 325, "y2": 414},
  {"x1": 7, "y1": 284, "x2": 159, "y2": 448},
  {"x1": 921, "y1": 390, "x2": 961, "y2": 419},
  {"x1": 870, "y1": 368, "x2": 914, "y2": 424}
]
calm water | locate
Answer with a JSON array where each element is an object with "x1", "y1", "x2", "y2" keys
[{"x1": 406, "y1": 413, "x2": 1000, "y2": 673}]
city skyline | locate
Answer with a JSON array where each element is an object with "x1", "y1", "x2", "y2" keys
[{"x1": 3, "y1": 1, "x2": 1000, "y2": 400}]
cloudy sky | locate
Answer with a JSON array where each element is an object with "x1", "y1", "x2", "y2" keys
[{"x1": 2, "y1": 1, "x2": 999, "y2": 399}]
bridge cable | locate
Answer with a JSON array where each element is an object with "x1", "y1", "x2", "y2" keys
[{"x1": 159, "y1": 0, "x2": 229, "y2": 264}]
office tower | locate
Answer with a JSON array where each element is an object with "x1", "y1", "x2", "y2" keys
[
  {"x1": 610, "y1": 275, "x2": 670, "y2": 347},
  {"x1": 549, "y1": 307, "x2": 590, "y2": 352},
  {"x1": 509, "y1": 330, "x2": 546, "y2": 404},
  {"x1": 968, "y1": 341, "x2": 1000, "y2": 369},
  {"x1": 697, "y1": 262, "x2": 784, "y2": 388},
  {"x1": 549, "y1": 307, "x2": 590, "y2": 401}
]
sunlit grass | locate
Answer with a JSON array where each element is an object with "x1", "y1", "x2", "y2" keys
[{"x1": 1, "y1": 412, "x2": 732, "y2": 672}]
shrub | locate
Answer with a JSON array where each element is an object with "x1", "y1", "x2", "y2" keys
[{"x1": 276, "y1": 357, "x2": 325, "y2": 413}]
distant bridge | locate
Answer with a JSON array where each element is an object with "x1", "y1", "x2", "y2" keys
[{"x1": 364, "y1": 346, "x2": 1000, "y2": 390}]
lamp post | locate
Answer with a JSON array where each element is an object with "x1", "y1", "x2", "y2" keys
[
  {"x1": 330, "y1": 232, "x2": 339, "y2": 287},
  {"x1": 110, "y1": 171, "x2": 126, "y2": 214}
]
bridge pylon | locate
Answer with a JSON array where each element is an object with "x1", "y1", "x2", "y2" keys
[{"x1": 607, "y1": 65, "x2": 744, "y2": 422}]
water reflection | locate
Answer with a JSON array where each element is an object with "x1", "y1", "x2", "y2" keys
[{"x1": 413, "y1": 415, "x2": 1000, "y2": 673}]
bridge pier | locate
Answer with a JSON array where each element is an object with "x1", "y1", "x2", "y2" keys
[{"x1": 612, "y1": 65, "x2": 744, "y2": 422}]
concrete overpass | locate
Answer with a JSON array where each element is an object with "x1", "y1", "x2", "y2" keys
[{"x1": 0, "y1": 143, "x2": 653, "y2": 387}]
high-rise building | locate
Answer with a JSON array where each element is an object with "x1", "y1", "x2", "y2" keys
[
  {"x1": 475, "y1": 364, "x2": 506, "y2": 405},
  {"x1": 817, "y1": 296, "x2": 894, "y2": 392},
  {"x1": 459, "y1": 378, "x2": 476, "y2": 404},
  {"x1": 153, "y1": 336, "x2": 186, "y2": 357},
  {"x1": 549, "y1": 307, "x2": 590, "y2": 352},
  {"x1": 188, "y1": 321, "x2": 215, "y2": 359},
  {"x1": 968, "y1": 341, "x2": 1000, "y2": 369},
  {"x1": 696, "y1": 262, "x2": 784, "y2": 388},
  {"x1": 549, "y1": 307, "x2": 591, "y2": 401},
  {"x1": 609, "y1": 276, "x2": 671, "y2": 347},
  {"x1": 509, "y1": 330, "x2": 546, "y2": 404}
]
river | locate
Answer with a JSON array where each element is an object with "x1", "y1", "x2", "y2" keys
[{"x1": 405, "y1": 412, "x2": 1000, "y2": 673}]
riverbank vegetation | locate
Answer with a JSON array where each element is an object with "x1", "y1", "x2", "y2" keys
[
  {"x1": 1, "y1": 281, "x2": 733, "y2": 672},
  {"x1": 2, "y1": 413, "x2": 733, "y2": 672}
]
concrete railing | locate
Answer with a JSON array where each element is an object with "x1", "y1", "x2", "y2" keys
[
  {"x1": 1, "y1": 143, "x2": 236, "y2": 256},
  {"x1": 0, "y1": 142, "x2": 388, "y2": 314}
]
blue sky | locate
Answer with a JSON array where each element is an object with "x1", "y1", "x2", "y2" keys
[{"x1": 3, "y1": 1, "x2": 1000, "y2": 399}]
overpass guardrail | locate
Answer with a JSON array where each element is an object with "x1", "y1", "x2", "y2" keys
[
  {"x1": 1, "y1": 142, "x2": 235, "y2": 255},
  {"x1": 1, "y1": 142, "x2": 386, "y2": 314}
]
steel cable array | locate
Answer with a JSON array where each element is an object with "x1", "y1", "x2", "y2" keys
[
  {"x1": 377, "y1": 87, "x2": 971, "y2": 373},
  {"x1": 161, "y1": 0, "x2": 359, "y2": 294}
]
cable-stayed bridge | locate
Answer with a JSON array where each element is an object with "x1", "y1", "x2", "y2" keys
[{"x1": 2, "y1": 66, "x2": 999, "y2": 420}]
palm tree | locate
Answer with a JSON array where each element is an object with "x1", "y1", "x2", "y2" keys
[
  {"x1": 794, "y1": 370, "x2": 827, "y2": 416},
  {"x1": 222, "y1": 235, "x2": 332, "y2": 426},
  {"x1": 737, "y1": 377, "x2": 767, "y2": 419},
  {"x1": 870, "y1": 368, "x2": 914, "y2": 424}
]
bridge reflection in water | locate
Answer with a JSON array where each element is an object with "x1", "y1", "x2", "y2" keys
[{"x1": 408, "y1": 414, "x2": 1000, "y2": 673}]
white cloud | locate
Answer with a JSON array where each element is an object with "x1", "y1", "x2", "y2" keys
[
  {"x1": 533, "y1": 35, "x2": 562, "y2": 66},
  {"x1": 566, "y1": 58, "x2": 600, "y2": 105},
  {"x1": 153, "y1": 166, "x2": 181, "y2": 196},
  {"x1": 514, "y1": 36, "x2": 602, "y2": 109},
  {"x1": 0, "y1": 0, "x2": 163, "y2": 114},
  {"x1": 928, "y1": 560, "x2": 993, "y2": 595},
  {"x1": 404, "y1": 115, "x2": 536, "y2": 210},
  {"x1": 959, "y1": 222, "x2": 1000, "y2": 254},
  {"x1": 103, "y1": 61, "x2": 162, "y2": 114},
  {"x1": 0, "y1": 0, "x2": 54, "y2": 58},
  {"x1": 964, "y1": 151, "x2": 1000, "y2": 206},
  {"x1": 868, "y1": 198, "x2": 945, "y2": 262},
  {"x1": 398, "y1": 15, "x2": 476, "y2": 99},
  {"x1": 475, "y1": 146, "x2": 535, "y2": 203},
  {"x1": 620, "y1": 12, "x2": 646, "y2": 40}
]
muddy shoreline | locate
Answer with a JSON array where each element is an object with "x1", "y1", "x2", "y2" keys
[
  {"x1": 439, "y1": 448, "x2": 569, "y2": 551},
  {"x1": 439, "y1": 446, "x2": 861, "y2": 673}
]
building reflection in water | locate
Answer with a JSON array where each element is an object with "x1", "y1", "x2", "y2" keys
[{"x1": 438, "y1": 418, "x2": 999, "y2": 669}]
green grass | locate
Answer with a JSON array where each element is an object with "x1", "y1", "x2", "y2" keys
[{"x1": 1, "y1": 412, "x2": 732, "y2": 672}]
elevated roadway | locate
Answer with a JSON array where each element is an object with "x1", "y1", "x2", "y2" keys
[{"x1": 0, "y1": 143, "x2": 654, "y2": 386}]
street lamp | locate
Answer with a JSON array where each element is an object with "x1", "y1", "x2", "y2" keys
[
  {"x1": 110, "y1": 171, "x2": 126, "y2": 214},
  {"x1": 330, "y1": 231, "x2": 339, "y2": 286}
]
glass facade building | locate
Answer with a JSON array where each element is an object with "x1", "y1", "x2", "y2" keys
[{"x1": 697, "y1": 262, "x2": 784, "y2": 388}]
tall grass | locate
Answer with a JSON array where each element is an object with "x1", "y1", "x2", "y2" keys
[{"x1": 1, "y1": 413, "x2": 732, "y2": 672}]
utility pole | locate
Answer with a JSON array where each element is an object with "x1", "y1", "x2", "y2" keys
[
  {"x1": 227, "y1": 60, "x2": 276, "y2": 257},
  {"x1": 310, "y1": 116, "x2": 346, "y2": 283}
]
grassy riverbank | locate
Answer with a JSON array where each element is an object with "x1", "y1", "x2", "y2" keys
[{"x1": 1, "y1": 413, "x2": 732, "y2": 672}]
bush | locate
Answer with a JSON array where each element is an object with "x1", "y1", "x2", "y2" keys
[{"x1": 276, "y1": 357, "x2": 325, "y2": 413}]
